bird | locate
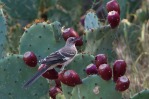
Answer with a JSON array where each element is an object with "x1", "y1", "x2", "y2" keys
[{"x1": 23, "y1": 37, "x2": 80, "y2": 88}]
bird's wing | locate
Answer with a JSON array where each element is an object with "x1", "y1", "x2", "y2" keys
[{"x1": 39, "y1": 47, "x2": 76, "y2": 65}]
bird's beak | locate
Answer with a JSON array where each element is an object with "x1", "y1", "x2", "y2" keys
[{"x1": 74, "y1": 37, "x2": 82, "y2": 42}]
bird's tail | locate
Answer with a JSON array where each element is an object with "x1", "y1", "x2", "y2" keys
[{"x1": 23, "y1": 65, "x2": 49, "y2": 89}]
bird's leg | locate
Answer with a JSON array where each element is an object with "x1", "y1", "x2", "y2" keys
[{"x1": 60, "y1": 65, "x2": 66, "y2": 71}]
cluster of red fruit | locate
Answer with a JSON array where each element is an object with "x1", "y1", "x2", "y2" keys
[
  {"x1": 23, "y1": 51, "x2": 130, "y2": 99},
  {"x1": 22, "y1": 52, "x2": 56, "y2": 98},
  {"x1": 87, "y1": 54, "x2": 130, "y2": 92},
  {"x1": 23, "y1": 51, "x2": 81, "y2": 98},
  {"x1": 80, "y1": 0, "x2": 120, "y2": 29},
  {"x1": 48, "y1": 54, "x2": 130, "y2": 98},
  {"x1": 106, "y1": 0, "x2": 120, "y2": 28}
]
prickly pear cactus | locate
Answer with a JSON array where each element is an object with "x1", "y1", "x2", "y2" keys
[
  {"x1": 19, "y1": 21, "x2": 65, "y2": 60},
  {"x1": 71, "y1": 75, "x2": 121, "y2": 99},
  {"x1": 83, "y1": 11, "x2": 117, "y2": 61},
  {"x1": 1, "y1": 0, "x2": 38, "y2": 20},
  {"x1": 0, "y1": 6, "x2": 7, "y2": 58},
  {"x1": 61, "y1": 53, "x2": 94, "y2": 99},
  {"x1": 56, "y1": 93, "x2": 65, "y2": 99},
  {"x1": 131, "y1": 89, "x2": 149, "y2": 99},
  {"x1": 66, "y1": 53, "x2": 94, "y2": 79},
  {"x1": 0, "y1": 0, "x2": 147, "y2": 98},
  {"x1": 0, "y1": 54, "x2": 49, "y2": 99},
  {"x1": 84, "y1": 11, "x2": 100, "y2": 31},
  {"x1": 47, "y1": 9, "x2": 72, "y2": 27},
  {"x1": 61, "y1": 83, "x2": 73, "y2": 99}
]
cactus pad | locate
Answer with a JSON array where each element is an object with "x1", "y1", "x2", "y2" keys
[
  {"x1": 61, "y1": 83, "x2": 73, "y2": 99},
  {"x1": 0, "y1": 8, "x2": 7, "y2": 58},
  {"x1": 56, "y1": 93, "x2": 65, "y2": 99},
  {"x1": 1, "y1": 0, "x2": 38, "y2": 20},
  {"x1": 84, "y1": 11, "x2": 100, "y2": 31},
  {"x1": 61, "y1": 53, "x2": 94, "y2": 99},
  {"x1": 131, "y1": 89, "x2": 149, "y2": 99},
  {"x1": 47, "y1": 9, "x2": 72, "y2": 27},
  {"x1": 71, "y1": 75, "x2": 122, "y2": 99},
  {"x1": 66, "y1": 53, "x2": 94, "y2": 79},
  {"x1": 0, "y1": 54, "x2": 49, "y2": 99},
  {"x1": 19, "y1": 21, "x2": 65, "y2": 60}
]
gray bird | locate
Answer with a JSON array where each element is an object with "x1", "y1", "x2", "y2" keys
[{"x1": 23, "y1": 37, "x2": 79, "y2": 88}]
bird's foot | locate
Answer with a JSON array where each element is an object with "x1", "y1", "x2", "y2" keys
[{"x1": 60, "y1": 66, "x2": 65, "y2": 72}]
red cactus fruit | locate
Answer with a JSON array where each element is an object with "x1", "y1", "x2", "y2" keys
[
  {"x1": 107, "y1": 11, "x2": 120, "y2": 28},
  {"x1": 55, "y1": 79, "x2": 61, "y2": 89},
  {"x1": 113, "y1": 59, "x2": 127, "y2": 82},
  {"x1": 62, "y1": 27, "x2": 83, "y2": 46},
  {"x1": 38, "y1": 64, "x2": 58, "y2": 80},
  {"x1": 23, "y1": 51, "x2": 37, "y2": 67},
  {"x1": 49, "y1": 86, "x2": 62, "y2": 99},
  {"x1": 106, "y1": 0, "x2": 120, "y2": 14},
  {"x1": 62, "y1": 28, "x2": 79, "y2": 41},
  {"x1": 115, "y1": 76, "x2": 130, "y2": 92},
  {"x1": 58, "y1": 70, "x2": 82, "y2": 87},
  {"x1": 75, "y1": 37, "x2": 83, "y2": 46},
  {"x1": 98, "y1": 64, "x2": 112, "y2": 81},
  {"x1": 95, "y1": 54, "x2": 107, "y2": 68},
  {"x1": 85, "y1": 64, "x2": 98, "y2": 75}
]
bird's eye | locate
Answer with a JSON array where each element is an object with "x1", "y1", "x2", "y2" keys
[{"x1": 71, "y1": 38, "x2": 74, "y2": 41}]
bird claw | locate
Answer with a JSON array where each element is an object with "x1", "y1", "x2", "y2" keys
[{"x1": 60, "y1": 66, "x2": 65, "y2": 71}]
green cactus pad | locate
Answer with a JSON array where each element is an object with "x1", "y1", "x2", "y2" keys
[
  {"x1": 71, "y1": 75, "x2": 122, "y2": 99},
  {"x1": 83, "y1": 11, "x2": 117, "y2": 60},
  {"x1": 131, "y1": 89, "x2": 149, "y2": 99},
  {"x1": 61, "y1": 53, "x2": 94, "y2": 99},
  {"x1": 1, "y1": 0, "x2": 38, "y2": 20},
  {"x1": 84, "y1": 28, "x2": 117, "y2": 62},
  {"x1": 61, "y1": 83, "x2": 74, "y2": 99},
  {"x1": 84, "y1": 11, "x2": 100, "y2": 31},
  {"x1": 50, "y1": 21, "x2": 64, "y2": 42},
  {"x1": 19, "y1": 21, "x2": 65, "y2": 60},
  {"x1": 39, "y1": 0, "x2": 57, "y2": 8},
  {"x1": 84, "y1": 25, "x2": 111, "y2": 53},
  {"x1": 56, "y1": 93, "x2": 65, "y2": 99},
  {"x1": 66, "y1": 53, "x2": 94, "y2": 79},
  {"x1": 0, "y1": 54, "x2": 49, "y2": 99},
  {"x1": 58, "y1": 0, "x2": 82, "y2": 11},
  {"x1": 47, "y1": 9, "x2": 72, "y2": 27},
  {"x1": 94, "y1": 30, "x2": 117, "y2": 62},
  {"x1": 0, "y1": 8, "x2": 7, "y2": 58}
]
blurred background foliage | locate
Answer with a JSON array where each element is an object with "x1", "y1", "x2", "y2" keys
[{"x1": 0, "y1": 0, "x2": 148, "y2": 98}]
